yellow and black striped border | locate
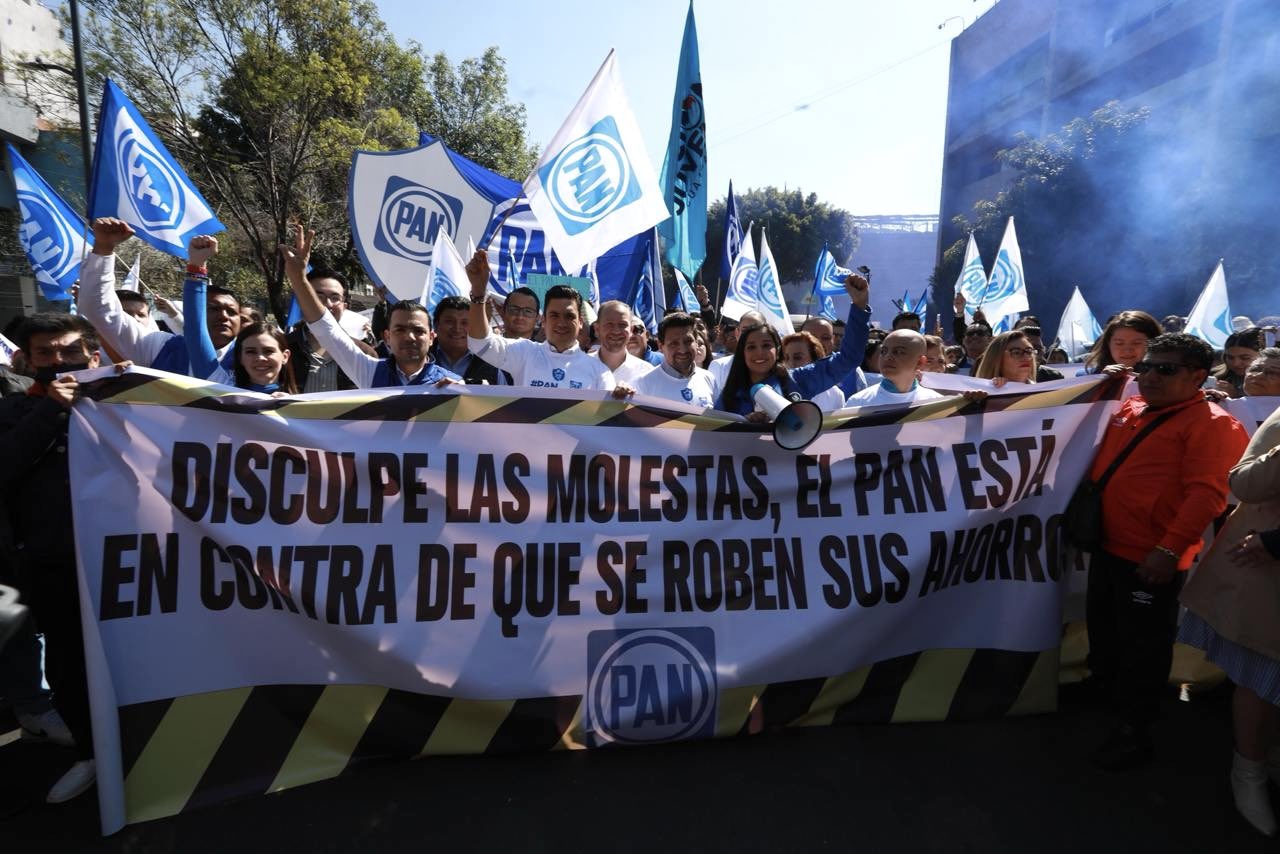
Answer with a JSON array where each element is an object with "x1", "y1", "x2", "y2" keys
[
  {"x1": 116, "y1": 646, "x2": 1055, "y2": 825},
  {"x1": 81, "y1": 372, "x2": 1124, "y2": 434}
]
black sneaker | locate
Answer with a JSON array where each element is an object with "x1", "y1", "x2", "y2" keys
[{"x1": 1091, "y1": 724, "x2": 1153, "y2": 771}]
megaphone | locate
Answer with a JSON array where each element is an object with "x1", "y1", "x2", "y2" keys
[{"x1": 750, "y1": 383, "x2": 823, "y2": 450}]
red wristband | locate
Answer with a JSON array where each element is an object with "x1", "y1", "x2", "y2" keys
[{"x1": 186, "y1": 264, "x2": 208, "y2": 275}]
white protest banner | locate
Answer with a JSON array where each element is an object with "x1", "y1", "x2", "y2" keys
[{"x1": 70, "y1": 370, "x2": 1121, "y2": 833}]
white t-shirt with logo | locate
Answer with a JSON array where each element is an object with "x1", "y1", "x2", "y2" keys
[
  {"x1": 633, "y1": 364, "x2": 719, "y2": 408},
  {"x1": 468, "y1": 333, "x2": 615, "y2": 391}
]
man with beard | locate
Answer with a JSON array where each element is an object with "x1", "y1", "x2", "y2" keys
[{"x1": 632, "y1": 312, "x2": 718, "y2": 407}]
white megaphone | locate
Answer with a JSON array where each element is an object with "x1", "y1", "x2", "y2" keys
[{"x1": 750, "y1": 383, "x2": 823, "y2": 450}]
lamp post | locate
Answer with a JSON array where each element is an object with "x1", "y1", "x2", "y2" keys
[{"x1": 18, "y1": 0, "x2": 93, "y2": 208}]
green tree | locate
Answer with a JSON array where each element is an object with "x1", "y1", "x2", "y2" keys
[
  {"x1": 60, "y1": 0, "x2": 534, "y2": 322},
  {"x1": 702, "y1": 187, "x2": 857, "y2": 289},
  {"x1": 420, "y1": 47, "x2": 538, "y2": 177}
]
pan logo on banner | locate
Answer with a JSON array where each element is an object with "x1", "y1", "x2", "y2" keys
[
  {"x1": 115, "y1": 121, "x2": 185, "y2": 229},
  {"x1": 374, "y1": 176, "x2": 463, "y2": 263},
  {"x1": 540, "y1": 117, "x2": 641, "y2": 234},
  {"x1": 585, "y1": 627, "x2": 717, "y2": 745}
]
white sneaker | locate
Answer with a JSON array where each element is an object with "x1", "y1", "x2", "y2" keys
[
  {"x1": 17, "y1": 708, "x2": 75, "y2": 747},
  {"x1": 1232, "y1": 752, "x2": 1278, "y2": 837},
  {"x1": 47, "y1": 759, "x2": 96, "y2": 804}
]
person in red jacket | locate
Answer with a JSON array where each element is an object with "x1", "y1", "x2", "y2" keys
[{"x1": 1087, "y1": 332, "x2": 1250, "y2": 770}]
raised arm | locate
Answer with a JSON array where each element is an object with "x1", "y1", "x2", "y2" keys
[
  {"x1": 182, "y1": 235, "x2": 221, "y2": 380},
  {"x1": 790, "y1": 273, "x2": 871, "y2": 396},
  {"x1": 279, "y1": 224, "x2": 379, "y2": 388},
  {"x1": 79, "y1": 218, "x2": 173, "y2": 366},
  {"x1": 464, "y1": 249, "x2": 513, "y2": 367}
]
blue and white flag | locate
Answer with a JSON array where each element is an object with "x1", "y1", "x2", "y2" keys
[
  {"x1": 0, "y1": 331, "x2": 17, "y2": 366},
  {"x1": 954, "y1": 232, "x2": 987, "y2": 321},
  {"x1": 910, "y1": 289, "x2": 929, "y2": 316},
  {"x1": 423, "y1": 228, "x2": 467, "y2": 314},
  {"x1": 629, "y1": 232, "x2": 660, "y2": 334},
  {"x1": 88, "y1": 79, "x2": 225, "y2": 259},
  {"x1": 722, "y1": 222, "x2": 758, "y2": 320},
  {"x1": 812, "y1": 242, "x2": 853, "y2": 297},
  {"x1": 721, "y1": 181, "x2": 743, "y2": 282},
  {"x1": 673, "y1": 268, "x2": 698, "y2": 313},
  {"x1": 8, "y1": 143, "x2": 88, "y2": 300},
  {"x1": 1184, "y1": 259, "x2": 1232, "y2": 349},
  {"x1": 658, "y1": 2, "x2": 707, "y2": 280},
  {"x1": 818, "y1": 294, "x2": 837, "y2": 321},
  {"x1": 978, "y1": 218, "x2": 1029, "y2": 331},
  {"x1": 1054, "y1": 286, "x2": 1102, "y2": 359},
  {"x1": 756, "y1": 229, "x2": 793, "y2": 337},
  {"x1": 525, "y1": 51, "x2": 668, "y2": 272}
]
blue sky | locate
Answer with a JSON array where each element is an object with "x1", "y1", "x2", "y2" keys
[{"x1": 376, "y1": 0, "x2": 996, "y2": 216}]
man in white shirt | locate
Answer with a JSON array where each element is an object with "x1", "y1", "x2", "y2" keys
[
  {"x1": 464, "y1": 251, "x2": 622, "y2": 394},
  {"x1": 845, "y1": 329, "x2": 943, "y2": 408},
  {"x1": 282, "y1": 226, "x2": 460, "y2": 388},
  {"x1": 593, "y1": 301, "x2": 653, "y2": 384},
  {"x1": 633, "y1": 312, "x2": 719, "y2": 407},
  {"x1": 79, "y1": 218, "x2": 240, "y2": 379}
]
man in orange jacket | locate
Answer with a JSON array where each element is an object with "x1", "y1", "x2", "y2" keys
[{"x1": 1087, "y1": 332, "x2": 1250, "y2": 770}]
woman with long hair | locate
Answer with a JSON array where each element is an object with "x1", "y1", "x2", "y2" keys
[
  {"x1": 1212, "y1": 327, "x2": 1266, "y2": 398},
  {"x1": 232, "y1": 322, "x2": 298, "y2": 394},
  {"x1": 974, "y1": 330, "x2": 1038, "y2": 387},
  {"x1": 1082, "y1": 311, "x2": 1163, "y2": 374}
]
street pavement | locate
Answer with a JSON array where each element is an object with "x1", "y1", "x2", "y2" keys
[{"x1": 2, "y1": 681, "x2": 1274, "y2": 852}]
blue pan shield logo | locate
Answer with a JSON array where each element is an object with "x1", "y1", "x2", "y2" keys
[
  {"x1": 585, "y1": 627, "x2": 717, "y2": 746},
  {"x1": 375, "y1": 176, "x2": 463, "y2": 264},
  {"x1": 539, "y1": 116, "x2": 641, "y2": 236}
]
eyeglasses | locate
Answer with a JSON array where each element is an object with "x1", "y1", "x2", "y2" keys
[
  {"x1": 317, "y1": 292, "x2": 345, "y2": 304},
  {"x1": 1132, "y1": 361, "x2": 1192, "y2": 376},
  {"x1": 1006, "y1": 347, "x2": 1035, "y2": 358},
  {"x1": 505, "y1": 306, "x2": 537, "y2": 318}
]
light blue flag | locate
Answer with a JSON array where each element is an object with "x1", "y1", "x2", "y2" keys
[
  {"x1": 285, "y1": 296, "x2": 302, "y2": 329},
  {"x1": 8, "y1": 143, "x2": 88, "y2": 300},
  {"x1": 819, "y1": 294, "x2": 837, "y2": 321},
  {"x1": 911, "y1": 289, "x2": 930, "y2": 315},
  {"x1": 658, "y1": 2, "x2": 707, "y2": 280},
  {"x1": 89, "y1": 79, "x2": 225, "y2": 259},
  {"x1": 721, "y1": 181, "x2": 742, "y2": 282},
  {"x1": 1184, "y1": 260, "x2": 1232, "y2": 349},
  {"x1": 954, "y1": 232, "x2": 987, "y2": 321},
  {"x1": 673, "y1": 268, "x2": 698, "y2": 314},
  {"x1": 755, "y1": 229, "x2": 793, "y2": 337},
  {"x1": 630, "y1": 233, "x2": 660, "y2": 333},
  {"x1": 423, "y1": 229, "x2": 468, "y2": 314},
  {"x1": 812, "y1": 242, "x2": 853, "y2": 297}
]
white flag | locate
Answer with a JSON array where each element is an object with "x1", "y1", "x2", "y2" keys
[
  {"x1": 122, "y1": 254, "x2": 141, "y2": 291},
  {"x1": 756, "y1": 230, "x2": 793, "y2": 338},
  {"x1": 0, "y1": 332, "x2": 17, "y2": 366},
  {"x1": 954, "y1": 232, "x2": 987, "y2": 321},
  {"x1": 524, "y1": 51, "x2": 668, "y2": 272},
  {"x1": 721, "y1": 222, "x2": 758, "y2": 320},
  {"x1": 1055, "y1": 286, "x2": 1103, "y2": 359},
  {"x1": 1184, "y1": 259, "x2": 1232, "y2": 349},
  {"x1": 423, "y1": 229, "x2": 468, "y2": 313},
  {"x1": 979, "y1": 218, "x2": 1029, "y2": 331}
]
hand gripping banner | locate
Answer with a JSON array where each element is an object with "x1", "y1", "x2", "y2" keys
[{"x1": 69, "y1": 370, "x2": 1123, "y2": 832}]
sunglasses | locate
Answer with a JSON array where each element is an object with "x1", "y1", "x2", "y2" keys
[{"x1": 1132, "y1": 361, "x2": 1192, "y2": 376}]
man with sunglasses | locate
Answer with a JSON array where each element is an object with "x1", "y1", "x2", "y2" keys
[{"x1": 1086, "y1": 333, "x2": 1248, "y2": 770}]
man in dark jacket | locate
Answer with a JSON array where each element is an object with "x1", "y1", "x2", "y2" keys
[{"x1": 0, "y1": 313, "x2": 115, "y2": 803}]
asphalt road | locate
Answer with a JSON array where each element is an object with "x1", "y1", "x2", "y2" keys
[{"x1": 2, "y1": 681, "x2": 1274, "y2": 853}]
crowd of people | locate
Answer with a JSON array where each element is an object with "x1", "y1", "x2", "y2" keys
[{"x1": 2, "y1": 217, "x2": 1279, "y2": 838}]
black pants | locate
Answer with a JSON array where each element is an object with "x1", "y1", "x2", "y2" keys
[
  {"x1": 1085, "y1": 551, "x2": 1183, "y2": 728},
  {"x1": 22, "y1": 557, "x2": 94, "y2": 760}
]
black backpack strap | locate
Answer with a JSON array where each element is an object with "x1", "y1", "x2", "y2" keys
[{"x1": 1093, "y1": 405, "x2": 1186, "y2": 490}]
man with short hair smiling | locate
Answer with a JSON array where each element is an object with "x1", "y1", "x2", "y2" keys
[
  {"x1": 632, "y1": 312, "x2": 718, "y2": 407},
  {"x1": 286, "y1": 267, "x2": 376, "y2": 393},
  {"x1": 1086, "y1": 332, "x2": 1249, "y2": 770},
  {"x1": 592, "y1": 301, "x2": 653, "y2": 384},
  {"x1": 953, "y1": 321, "x2": 992, "y2": 375},
  {"x1": 845, "y1": 329, "x2": 942, "y2": 407},
  {"x1": 465, "y1": 251, "x2": 617, "y2": 392},
  {"x1": 282, "y1": 226, "x2": 460, "y2": 388},
  {"x1": 501, "y1": 287, "x2": 540, "y2": 340},
  {"x1": 429, "y1": 296, "x2": 503, "y2": 385},
  {"x1": 800, "y1": 317, "x2": 836, "y2": 355},
  {"x1": 80, "y1": 218, "x2": 240, "y2": 379}
]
